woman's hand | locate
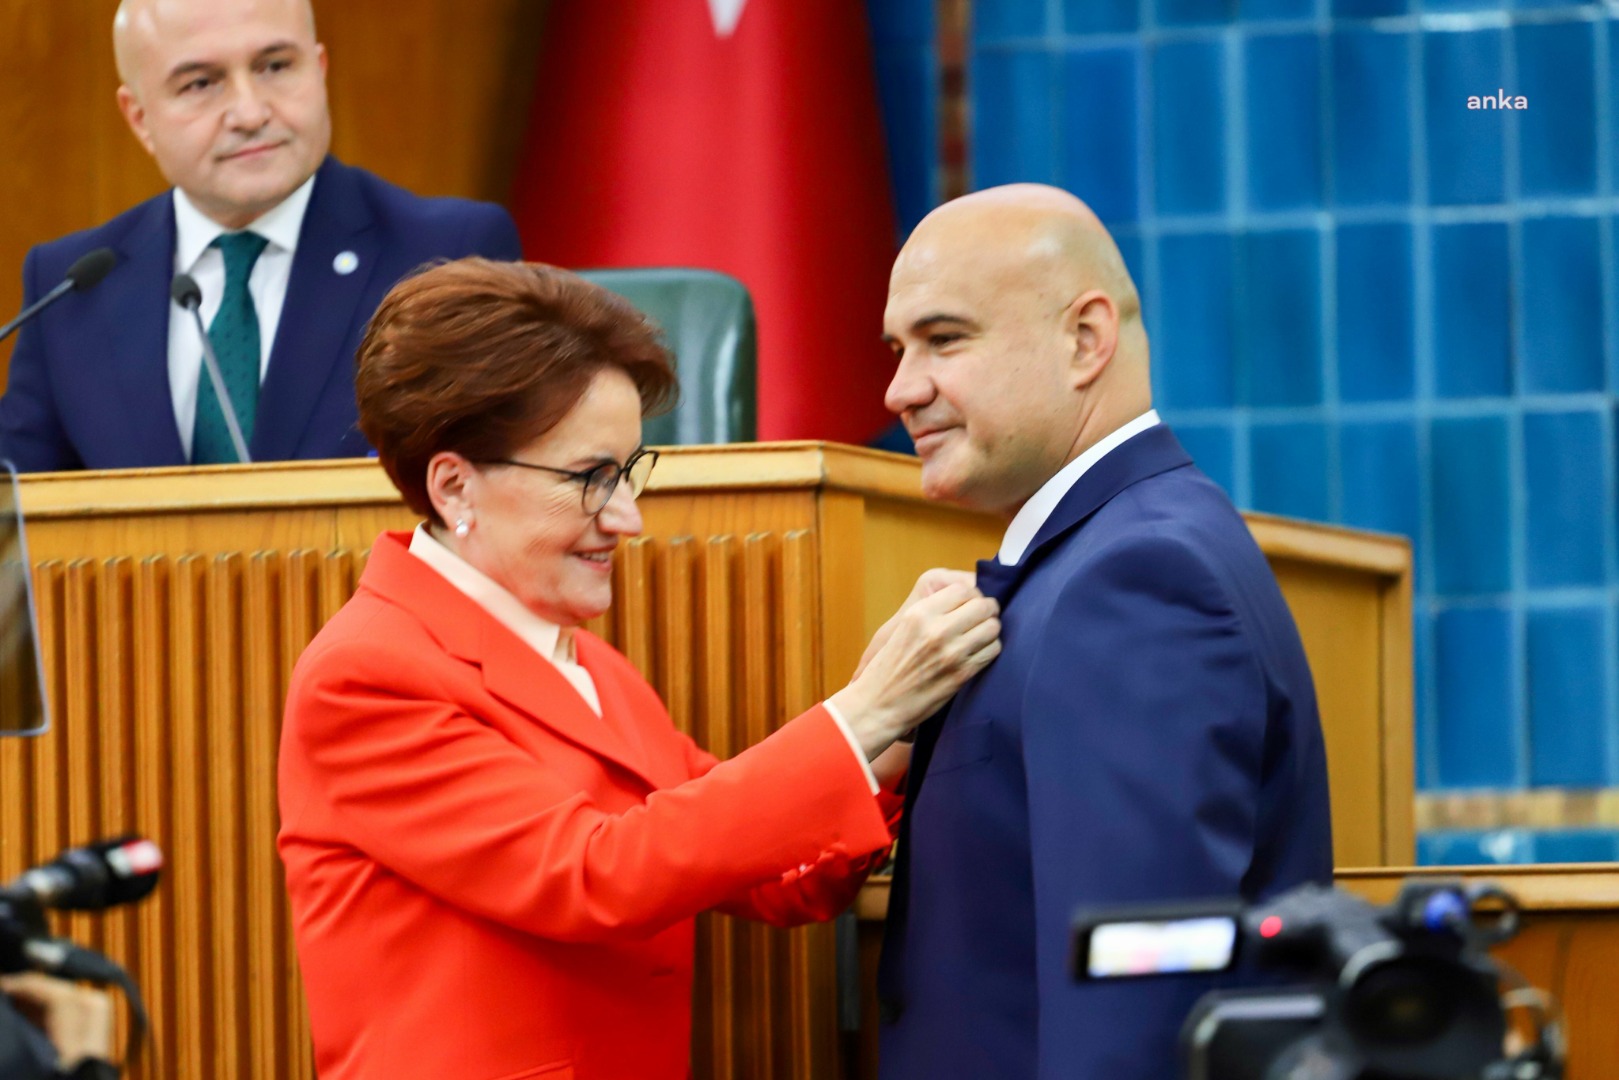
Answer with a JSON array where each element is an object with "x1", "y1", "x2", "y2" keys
[
  {"x1": 829, "y1": 580, "x2": 1001, "y2": 760},
  {"x1": 851, "y1": 569, "x2": 978, "y2": 680}
]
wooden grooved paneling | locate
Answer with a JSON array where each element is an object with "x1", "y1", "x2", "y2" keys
[
  {"x1": 206, "y1": 555, "x2": 247, "y2": 1076},
  {"x1": 169, "y1": 555, "x2": 211, "y2": 1077},
  {"x1": 656, "y1": 537, "x2": 696, "y2": 739},
  {"x1": 738, "y1": 535, "x2": 778, "y2": 1077},
  {"x1": 244, "y1": 554, "x2": 283, "y2": 1080},
  {"x1": 32, "y1": 562, "x2": 66, "y2": 867},
  {"x1": 617, "y1": 538, "x2": 655, "y2": 681},
  {"x1": 695, "y1": 535, "x2": 738, "y2": 1080},
  {"x1": 132, "y1": 557, "x2": 175, "y2": 1073}
]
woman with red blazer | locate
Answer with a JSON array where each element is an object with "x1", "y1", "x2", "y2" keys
[{"x1": 276, "y1": 259, "x2": 1001, "y2": 1080}]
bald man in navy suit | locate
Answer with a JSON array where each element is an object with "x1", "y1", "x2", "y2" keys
[
  {"x1": 0, "y1": 0, "x2": 519, "y2": 472},
  {"x1": 875, "y1": 185, "x2": 1333, "y2": 1079}
]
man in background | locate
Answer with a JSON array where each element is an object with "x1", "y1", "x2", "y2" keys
[
  {"x1": 876, "y1": 184, "x2": 1333, "y2": 1079},
  {"x1": 0, "y1": 0, "x2": 521, "y2": 472}
]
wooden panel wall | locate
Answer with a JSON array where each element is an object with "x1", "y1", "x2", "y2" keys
[
  {"x1": 0, "y1": 528, "x2": 840, "y2": 1080},
  {"x1": 0, "y1": 0, "x2": 547, "y2": 387}
]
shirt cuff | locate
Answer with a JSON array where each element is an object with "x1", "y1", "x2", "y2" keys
[{"x1": 821, "y1": 698, "x2": 881, "y2": 795}]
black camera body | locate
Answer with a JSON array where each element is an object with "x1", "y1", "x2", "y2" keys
[{"x1": 1071, "y1": 879, "x2": 1561, "y2": 1080}]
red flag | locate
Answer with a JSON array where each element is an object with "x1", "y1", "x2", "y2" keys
[{"x1": 512, "y1": 0, "x2": 900, "y2": 444}]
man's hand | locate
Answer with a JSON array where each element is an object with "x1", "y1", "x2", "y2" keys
[{"x1": 0, "y1": 973, "x2": 114, "y2": 1069}]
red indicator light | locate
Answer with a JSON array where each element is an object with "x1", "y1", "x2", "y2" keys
[{"x1": 1259, "y1": 915, "x2": 1283, "y2": 939}]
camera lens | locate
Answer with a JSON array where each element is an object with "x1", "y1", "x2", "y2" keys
[{"x1": 1344, "y1": 959, "x2": 1457, "y2": 1044}]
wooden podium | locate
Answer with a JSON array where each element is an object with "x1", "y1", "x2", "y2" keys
[{"x1": 2, "y1": 445, "x2": 1431, "y2": 1079}]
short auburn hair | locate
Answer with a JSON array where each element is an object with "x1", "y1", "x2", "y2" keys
[{"x1": 356, "y1": 258, "x2": 678, "y2": 521}]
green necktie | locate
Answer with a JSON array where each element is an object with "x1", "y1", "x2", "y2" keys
[{"x1": 192, "y1": 231, "x2": 270, "y2": 464}]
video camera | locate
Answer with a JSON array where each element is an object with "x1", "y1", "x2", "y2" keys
[{"x1": 1070, "y1": 879, "x2": 1564, "y2": 1080}]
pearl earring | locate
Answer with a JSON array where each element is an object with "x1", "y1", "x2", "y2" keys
[{"x1": 454, "y1": 518, "x2": 470, "y2": 538}]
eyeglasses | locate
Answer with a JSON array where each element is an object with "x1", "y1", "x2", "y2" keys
[{"x1": 479, "y1": 447, "x2": 660, "y2": 515}]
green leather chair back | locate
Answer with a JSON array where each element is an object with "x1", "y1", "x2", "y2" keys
[{"x1": 578, "y1": 268, "x2": 757, "y2": 445}]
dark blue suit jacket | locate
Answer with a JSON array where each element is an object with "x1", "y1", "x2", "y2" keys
[
  {"x1": 0, "y1": 156, "x2": 522, "y2": 471},
  {"x1": 878, "y1": 425, "x2": 1333, "y2": 1080}
]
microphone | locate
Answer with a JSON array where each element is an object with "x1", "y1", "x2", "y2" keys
[
  {"x1": 1, "y1": 835, "x2": 163, "y2": 912},
  {"x1": 170, "y1": 272, "x2": 253, "y2": 464},
  {"x1": 0, "y1": 247, "x2": 118, "y2": 344}
]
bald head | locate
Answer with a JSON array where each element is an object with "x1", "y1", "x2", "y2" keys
[
  {"x1": 882, "y1": 185, "x2": 1153, "y2": 515},
  {"x1": 897, "y1": 184, "x2": 1141, "y2": 327},
  {"x1": 115, "y1": 0, "x2": 318, "y2": 91}
]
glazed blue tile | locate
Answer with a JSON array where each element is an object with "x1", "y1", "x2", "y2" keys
[
  {"x1": 1114, "y1": 232, "x2": 1145, "y2": 292},
  {"x1": 1520, "y1": 216, "x2": 1605, "y2": 394},
  {"x1": 1241, "y1": 0, "x2": 1313, "y2": 20},
  {"x1": 1245, "y1": 34, "x2": 1324, "y2": 211},
  {"x1": 1062, "y1": 0, "x2": 1138, "y2": 34},
  {"x1": 1250, "y1": 422, "x2": 1330, "y2": 522},
  {"x1": 1524, "y1": 411, "x2": 1606, "y2": 588},
  {"x1": 1534, "y1": 831, "x2": 1619, "y2": 864},
  {"x1": 1151, "y1": 40, "x2": 1227, "y2": 215},
  {"x1": 1527, "y1": 607, "x2": 1609, "y2": 787},
  {"x1": 1173, "y1": 423, "x2": 1237, "y2": 497},
  {"x1": 1331, "y1": 29, "x2": 1412, "y2": 207},
  {"x1": 972, "y1": 0, "x2": 1044, "y2": 43},
  {"x1": 1430, "y1": 416, "x2": 1511, "y2": 594},
  {"x1": 874, "y1": 47, "x2": 938, "y2": 239},
  {"x1": 1332, "y1": 0, "x2": 1407, "y2": 15},
  {"x1": 973, "y1": 49, "x2": 1057, "y2": 187},
  {"x1": 1340, "y1": 420, "x2": 1421, "y2": 542},
  {"x1": 1516, "y1": 22, "x2": 1597, "y2": 198},
  {"x1": 1155, "y1": 232, "x2": 1237, "y2": 409},
  {"x1": 867, "y1": 0, "x2": 933, "y2": 45},
  {"x1": 1238, "y1": 229, "x2": 1323, "y2": 407},
  {"x1": 1432, "y1": 223, "x2": 1511, "y2": 398},
  {"x1": 1611, "y1": 21, "x2": 1619, "y2": 197},
  {"x1": 1423, "y1": 29, "x2": 1507, "y2": 205},
  {"x1": 1434, "y1": 606, "x2": 1520, "y2": 788},
  {"x1": 1337, "y1": 223, "x2": 1415, "y2": 402},
  {"x1": 1418, "y1": 830, "x2": 1534, "y2": 866},
  {"x1": 1156, "y1": 0, "x2": 1237, "y2": 25},
  {"x1": 1057, "y1": 48, "x2": 1139, "y2": 224},
  {"x1": 1424, "y1": 0, "x2": 1504, "y2": 12}
]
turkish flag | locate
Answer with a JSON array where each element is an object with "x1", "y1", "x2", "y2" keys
[{"x1": 511, "y1": 0, "x2": 900, "y2": 444}]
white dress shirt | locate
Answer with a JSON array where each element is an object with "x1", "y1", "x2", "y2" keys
[
  {"x1": 167, "y1": 176, "x2": 316, "y2": 459},
  {"x1": 406, "y1": 525, "x2": 880, "y2": 792},
  {"x1": 997, "y1": 410, "x2": 1162, "y2": 566}
]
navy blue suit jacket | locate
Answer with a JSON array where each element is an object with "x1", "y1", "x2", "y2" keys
[
  {"x1": 0, "y1": 156, "x2": 522, "y2": 471},
  {"x1": 878, "y1": 425, "x2": 1333, "y2": 1080}
]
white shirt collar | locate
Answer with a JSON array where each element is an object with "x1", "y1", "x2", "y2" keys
[
  {"x1": 407, "y1": 524, "x2": 571, "y2": 666},
  {"x1": 997, "y1": 409, "x2": 1162, "y2": 566},
  {"x1": 171, "y1": 172, "x2": 316, "y2": 272}
]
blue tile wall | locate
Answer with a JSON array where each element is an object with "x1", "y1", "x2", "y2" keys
[
  {"x1": 1523, "y1": 411, "x2": 1606, "y2": 589},
  {"x1": 1527, "y1": 607, "x2": 1610, "y2": 786},
  {"x1": 1519, "y1": 216, "x2": 1605, "y2": 394},
  {"x1": 1430, "y1": 416, "x2": 1512, "y2": 595},
  {"x1": 1423, "y1": 29, "x2": 1507, "y2": 206},
  {"x1": 1155, "y1": 233, "x2": 1238, "y2": 409},
  {"x1": 1340, "y1": 420, "x2": 1421, "y2": 543},
  {"x1": 1151, "y1": 40, "x2": 1228, "y2": 215},
  {"x1": 933, "y1": 0, "x2": 1619, "y2": 863},
  {"x1": 1251, "y1": 421, "x2": 1330, "y2": 520},
  {"x1": 1244, "y1": 34, "x2": 1324, "y2": 211},
  {"x1": 1432, "y1": 223, "x2": 1512, "y2": 399},
  {"x1": 1057, "y1": 48, "x2": 1139, "y2": 224},
  {"x1": 1336, "y1": 223, "x2": 1415, "y2": 402},
  {"x1": 1515, "y1": 22, "x2": 1597, "y2": 198},
  {"x1": 1331, "y1": 29, "x2": 1412, "y2": 207},
  {"x1": 867, "y1": 0, "x2": 936, "y2": 240},
  {"x1": 1239, "y1": 230, "x2": 1324, "y2": 407},
  {"x1": 1434, "y1": 606, "x2": 1520, "y2": 787},
  {"x1": 974, "y1": 49, "x2": 1057, "y2": 187}
]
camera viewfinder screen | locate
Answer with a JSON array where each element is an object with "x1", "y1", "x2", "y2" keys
[
  {"x1": 1086, "y1": 917, "x2": 1237, "y2": 978},
  {"x1": 0, "y1": 461, "x2": 46, "y2": 735}
]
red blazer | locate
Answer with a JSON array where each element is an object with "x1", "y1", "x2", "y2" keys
[{"x1": 278, "y1": 532, "x2": 899, "y2": 1080}]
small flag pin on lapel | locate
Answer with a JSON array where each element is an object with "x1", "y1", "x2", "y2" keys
[{"x1": 333, "y1": 251, "x2": 359, "y2": 275}]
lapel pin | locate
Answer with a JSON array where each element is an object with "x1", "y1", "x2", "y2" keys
[{"x1": 333, "y1": 251, "x2": 359, "y2": 275}]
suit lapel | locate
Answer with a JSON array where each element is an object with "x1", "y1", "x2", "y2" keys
[
  {"x1": 253, "y1": 157, "x2": 382, "y2": 460},
  {"x1": 361, "y1": 533, "x2": 661, "y2": 790},
  {"x1": 103, "y1": 195, "x2": 187, "y2": 466},
  {"x1": 981, "y1": 424, "x2": 1194, "y2": 609}
]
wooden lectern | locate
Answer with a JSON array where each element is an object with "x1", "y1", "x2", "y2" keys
[{"x1": 0, "y1": 444, "x2": 1571, "y2": 1080}]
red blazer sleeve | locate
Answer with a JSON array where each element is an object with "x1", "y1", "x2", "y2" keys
[{"x1": 280, "y1": 631, "x2": 895, "y2": 945}]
